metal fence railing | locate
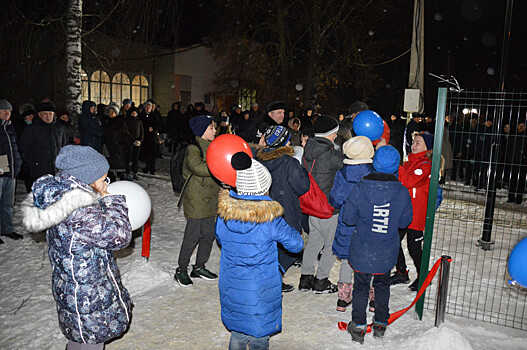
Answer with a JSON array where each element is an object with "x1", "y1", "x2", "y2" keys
[{"x1": 422, "y1": 89, "x2": 527, "y2": 330}]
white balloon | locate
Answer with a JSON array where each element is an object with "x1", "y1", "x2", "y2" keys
[{"x1": 108, "y1": 181, "x2": 152, "y2": 231}]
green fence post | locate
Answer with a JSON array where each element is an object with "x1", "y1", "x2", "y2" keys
[{"x1": 415, "y1": 87, "x2": 447, "y2": 320}]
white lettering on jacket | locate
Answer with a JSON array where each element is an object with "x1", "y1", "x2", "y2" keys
[{"x1": 372, "y1": 203, "x2": 390, "y2": 233}]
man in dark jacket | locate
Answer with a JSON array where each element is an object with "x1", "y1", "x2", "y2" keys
[
  {"x1": 19, "y1": 102, "x2": 67, "y2": 186},
  {"x1": 256, "y1": 101, "x2": 286, "y2": 145},
  {"x1": 342, "y1": 145, "x2": 412, "y2": 343},
  {"x1": 125, "y1": 107, "x2": 144, "y2": 180},
  {"x1": 299, "y1": 115, "x2": 345, "y2": 294},
  {"x1": 0, "y1": 99, "x2": 23, "y2": 242},
  {"x1": 256, "y1": 125, "x2": 310, "y2": 292},
  {"x1": 79, "y1": 100, "x2": 103, "y2": 153}
]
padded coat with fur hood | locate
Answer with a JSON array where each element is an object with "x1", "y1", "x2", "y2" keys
[
  {"x1": 215, "y1": 190, "x2": 304, "y2": 338},
  {"x1": 21, "y1": 171, "x2": 132, "y2": 344}
]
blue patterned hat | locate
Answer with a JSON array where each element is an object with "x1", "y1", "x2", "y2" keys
[{"x1": 55, "y1": 145, "x2": 109, "y2": 184}]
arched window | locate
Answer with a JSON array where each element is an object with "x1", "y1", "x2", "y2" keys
[
  {"x1": 112, "y1": 73, "x2": 131, "y2": 105},
  {"x1": 132, "y1": 75, "x2": 149, "y2": 104},
  {"x1": 90, "y1": 70, "x2": 111, "y2": 105},
  {"x1": 81, "y1": 69, "x2": 89, "y2": 102}
]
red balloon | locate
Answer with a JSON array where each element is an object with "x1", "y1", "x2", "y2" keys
[
  {"x1": 372, "y1": 120, "x2": 391, "y2": 146},
  {"x1": 206, "y1": 134, "x2": 253, "y2": 186}
]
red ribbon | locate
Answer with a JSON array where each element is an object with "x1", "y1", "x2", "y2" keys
[
  {"x1": 338, "y1": 257, "x2": 450, "y2": 333},
  {"x1": 141, "y1": 218, "x2": 151, "y2": 259}
]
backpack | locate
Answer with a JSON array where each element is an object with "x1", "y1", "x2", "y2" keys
[
  {"x1": 170, "y1": 142, "x2": 203, "y2": 196},
  {"x1": 299, "y1": 158, "x2": 334, "y2": 219}
]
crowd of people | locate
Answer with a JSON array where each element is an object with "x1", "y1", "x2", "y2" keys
[{"x1": 2, "y1": 94, "x2": 520, "y2": 349}]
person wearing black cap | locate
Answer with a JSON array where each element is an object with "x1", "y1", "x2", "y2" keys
[
  {"x1": 256, "y1": 125, "x2": 310, "y2": 292},
  {"x1": 174, "y1": 115, "x2": 221, "y2": 287},
  {"x1": 19, "y1": 101, "x2": 67, "y2": 186},
  {"x1": 0, "y1": 99, "x2": 23, "y2": 243},
  {"x1": 299, "y1": 115, "x2": 345, "y2": 294},
  {"x1": 256, "y1": 101, "x2": 287, "y2": 145}
]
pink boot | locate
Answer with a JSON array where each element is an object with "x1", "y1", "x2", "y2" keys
[{"x1": 336, "y1": 282, "x2": 353, "y2": 312}]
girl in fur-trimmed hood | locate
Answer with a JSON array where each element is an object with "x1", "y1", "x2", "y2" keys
[
  {"x1": 21, "y1": 145, "x2": 132, "y2": 350},
  {"x1": 216, "y1": 152, "x2": 303, "y2": 348}
]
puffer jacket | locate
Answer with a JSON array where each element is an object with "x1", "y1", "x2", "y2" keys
[
  {"x1": 399, "y1": 151, "x2": 431, "y2": 231},
  {"x1": 342, "y1": 173, "x2": 413, "y2": 273},
  {"x1": 21, "y1": 172, "x2": 132, "y2": 344},
  {"x1": 256, "y1": 146, "x2": 310, "y2": 233},
  {"x1": 329, "y1": 162, "x2": 374, "y2": 259},
  {"x1": 216, "y1": 190, "x2": 304, "y2": 338},
  {"x1": 181, "y1": 136, "x2": 220, "y2": 218},
  {"x1": 302, "y1": 137, "x2": 344, "y2": 211}
]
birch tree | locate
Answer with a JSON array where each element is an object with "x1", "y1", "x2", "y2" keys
[{"x1": 65, "y1": 0, "x2": 83, "y2": 118}]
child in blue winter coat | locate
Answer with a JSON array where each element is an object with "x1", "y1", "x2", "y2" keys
[
  {"x1": 342, "y1": 145, "x2": 413, "y2": 344},
  {"x1": 21, "y1": 145, "x2": 132, "y2": 350},
  {"x1": 215, "y1": 152, "x2": 304, "y2": 350},
  {"x1": 329, "y1": 136, "x2": 374, "y2": 312}
]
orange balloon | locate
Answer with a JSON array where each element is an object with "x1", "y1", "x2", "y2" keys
[
  {"x1": 206, "y1": 134, "x2": 253, "y2": 186},
  {"x1": 372, "y1": 120, "x2": 391, "y2": 146}
]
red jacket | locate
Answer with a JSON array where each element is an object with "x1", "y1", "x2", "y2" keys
[{"x1": 398, "y1": 151, "x2": 431, "y2": 231}]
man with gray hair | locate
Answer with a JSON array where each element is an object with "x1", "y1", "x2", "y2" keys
[{"x1": 0, "y1": 99, "x2": 23, "y2": 243}]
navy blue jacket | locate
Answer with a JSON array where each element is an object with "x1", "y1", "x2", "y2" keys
[
  {"x1": 329, "y1": 163, "x2": 373, "y2": 259},
  {"x1": 342, "y1": 173, "x2": 413, "y2": 273},
  {"x1": 79, "y1": 101, "x2": 103, "y2": 153},
  {"x1": 216, "y1": 190, "x2": 303, "y2": 338},
  {"x1": 0, "y1": 120, "x2": 22, "y2": 178},
  {"x1": 256, "y1": 146, "x2": 310, "y2": 234}
]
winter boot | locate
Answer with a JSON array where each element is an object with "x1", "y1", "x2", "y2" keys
[
  {"x1": 298, "y1": 274, "x2": 314, "y2": 292},
  {"x1": 336, "y1": 282, "x2": 353, "y2": 312},
  {"x1": 390, "y1": 270, "x2": 410, "y2": 285},
  {"x1": 174, "y1": 268, "x2": 193, "y2": 287},
  {"x1": 408, "y1": 278, "x2": 419, "y2": 292},
  {"x1": 347, "y1": 321, "x2": 367, "y2": 344},
  {"x1": 282, "y1": 282, "x2": 295, "y2": 293},
  {"x1": 312, "y1": 277, "x2": 338, "y2": 294},
  {"x1": 190, "y1": 265, "x2": 218, "y2": 280},
  {"x1": 372, "y1": 321, "x2": 387, "y2": 338},
  {"x1": 368, "y1": 287, "x2": 375, "y2": 312}
]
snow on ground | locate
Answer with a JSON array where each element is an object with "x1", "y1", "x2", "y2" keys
[{"x1": 1, "y1": 175, "x2": 527, "y2": 349}]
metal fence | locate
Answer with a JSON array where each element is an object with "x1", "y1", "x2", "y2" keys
[{"x1": 423, "y1": 89, "x2": 527, "y2": 330}]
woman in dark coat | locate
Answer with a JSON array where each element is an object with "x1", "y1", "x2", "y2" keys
[
  {"x1": 139, "y1": 101, "x2": 159, "y2": 174},
  {"x1": 235, "y1": 110, "x2": 258, "y2": 144},
  {"x1": 79, "y1": 101, "x2": 103, "y2": 153},
  {"x1": 102, "y1": 105, "x2": 133, "y2": 181}
]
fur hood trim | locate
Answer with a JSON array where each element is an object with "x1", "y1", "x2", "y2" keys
[
  {"x1": 21, "y1": 189, "x2": 100, "y2": 232},
  {"x1": 217, "y1": 190, "x2": 283, "y2": 223},
  {"x1": 256, "y1": 146, "x2": 295, "y2": 162}
]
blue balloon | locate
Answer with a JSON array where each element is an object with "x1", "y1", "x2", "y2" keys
[
  {"x1": 353, "y1": 110, "x2": 384, "y2": 141},
  {"x1": 508, "y1": 237, "x2": 527, "y2": 288}
]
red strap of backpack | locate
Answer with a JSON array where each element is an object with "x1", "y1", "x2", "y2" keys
[{"x1": 303, "y1": 156, "x2": 316, "y2": 174}]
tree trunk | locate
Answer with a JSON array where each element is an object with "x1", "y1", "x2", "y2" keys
[{"x1": 65, "y1": 0, "x2": 83, "y2": 120}]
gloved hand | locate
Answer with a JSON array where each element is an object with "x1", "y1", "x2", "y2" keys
[{"x1": 133, "y1": 140, "x2": 141, "y2": 147}]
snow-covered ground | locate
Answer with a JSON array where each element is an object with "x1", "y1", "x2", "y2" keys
[{"x1": 1, "y1": 175, "x2": 526, "y2": 350}]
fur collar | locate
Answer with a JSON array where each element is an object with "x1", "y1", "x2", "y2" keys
[
  {"x1": 217, "y1": 190, "x2": 283, "y2": 223},
  {"x1": 256, "y1": 146, "x2": 295, "y2": 162},
  {"x1": 21, "y1": 189, "x2": 100, "y2": 232}
]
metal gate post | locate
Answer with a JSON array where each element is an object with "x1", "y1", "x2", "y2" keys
[{"x1": 435, "y1": 256, "x2": 452, "y2": 327}]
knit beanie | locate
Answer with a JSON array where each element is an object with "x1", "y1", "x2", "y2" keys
[
  {"x1": 372, "y1": 145, "x2": 400, "y2": 174},
  {"x1": 106, "y1": 104, "x2": 120, "y2": 116},
  {"x1": 55, "y1": 145, "x2": 110, "y2": 185},
  {"x1": 122, "y1": 98, "x2": 132, "y2": 106},
  {"x1": 349, "y1": 101, "x2": 369, "y2": 115},
  {"x1": 266, "y1": 101, "x2": 286, "y2": 114},
  {"x1": 37, "y1": 102, "x2": 55, "y2": 113},
  {"x1": 231, "y1": 152, "x2": 272, "y2": 196},
  {"x1": 418, "y1": 131, "x2": 434, "y2": 151},
  {"x1": 264, "y1": 125, "x2": 291, "y2": 148},
  {"x1": 0, "y1": 99, "x2": 13, "y2": 111},
  {"x1": 314, "y1": 115, "x2": 339, "y2": 137},
  {"x1": 189, "y1": 115, "x2": 214, "y2": 137},
  {"x1": 342, "y1": 136, "x2": 374, "y2": 164}
]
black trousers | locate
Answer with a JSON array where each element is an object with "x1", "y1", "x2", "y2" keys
[
  {"x1": 125, "y1": 145, "x2": 141, "y2": 173},
  {"x1": 178, "y1": 217, "x2": 216, "y2": 270},
  {"x1": 396, "y1": 228, "x2": 423, "y2": 276}
]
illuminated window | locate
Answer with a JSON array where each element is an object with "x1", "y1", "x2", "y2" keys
[
  {"x1": 112, "y1": 73, "x2": 131, "y2": 105},
  {"x1": 90, "y1": 70, "x2": 111, "y2": 105},
  {"x1": 239, "y1": 89, "x2": 256, "y2": 111},
  {"x1": 81, "y1": 69, "x2": 89, "y2": 102},
  {"x1": 132, "y1": 75, "x2": 149, "y2": 104}
]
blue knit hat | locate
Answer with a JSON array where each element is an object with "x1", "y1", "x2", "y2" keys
[
  {"x1": 373, "y1": 145, "x2": 400, "y2": 174},
  {"x1": 55, "y1": 145, "x2": 109, "y2": 184},
  {"x1": 264, "y1": 125, "x2": 291, "y2": 147},
  {"x1": 189, "y1": 115, "x2": 214, "y2": 137},
  {"x1": 418, "y1": 131, "x2": 434, "y2": 151}
]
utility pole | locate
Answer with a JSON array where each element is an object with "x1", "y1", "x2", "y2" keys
[{"x1": 408, "y1": 0, "x2": 425, "y2": 113}]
